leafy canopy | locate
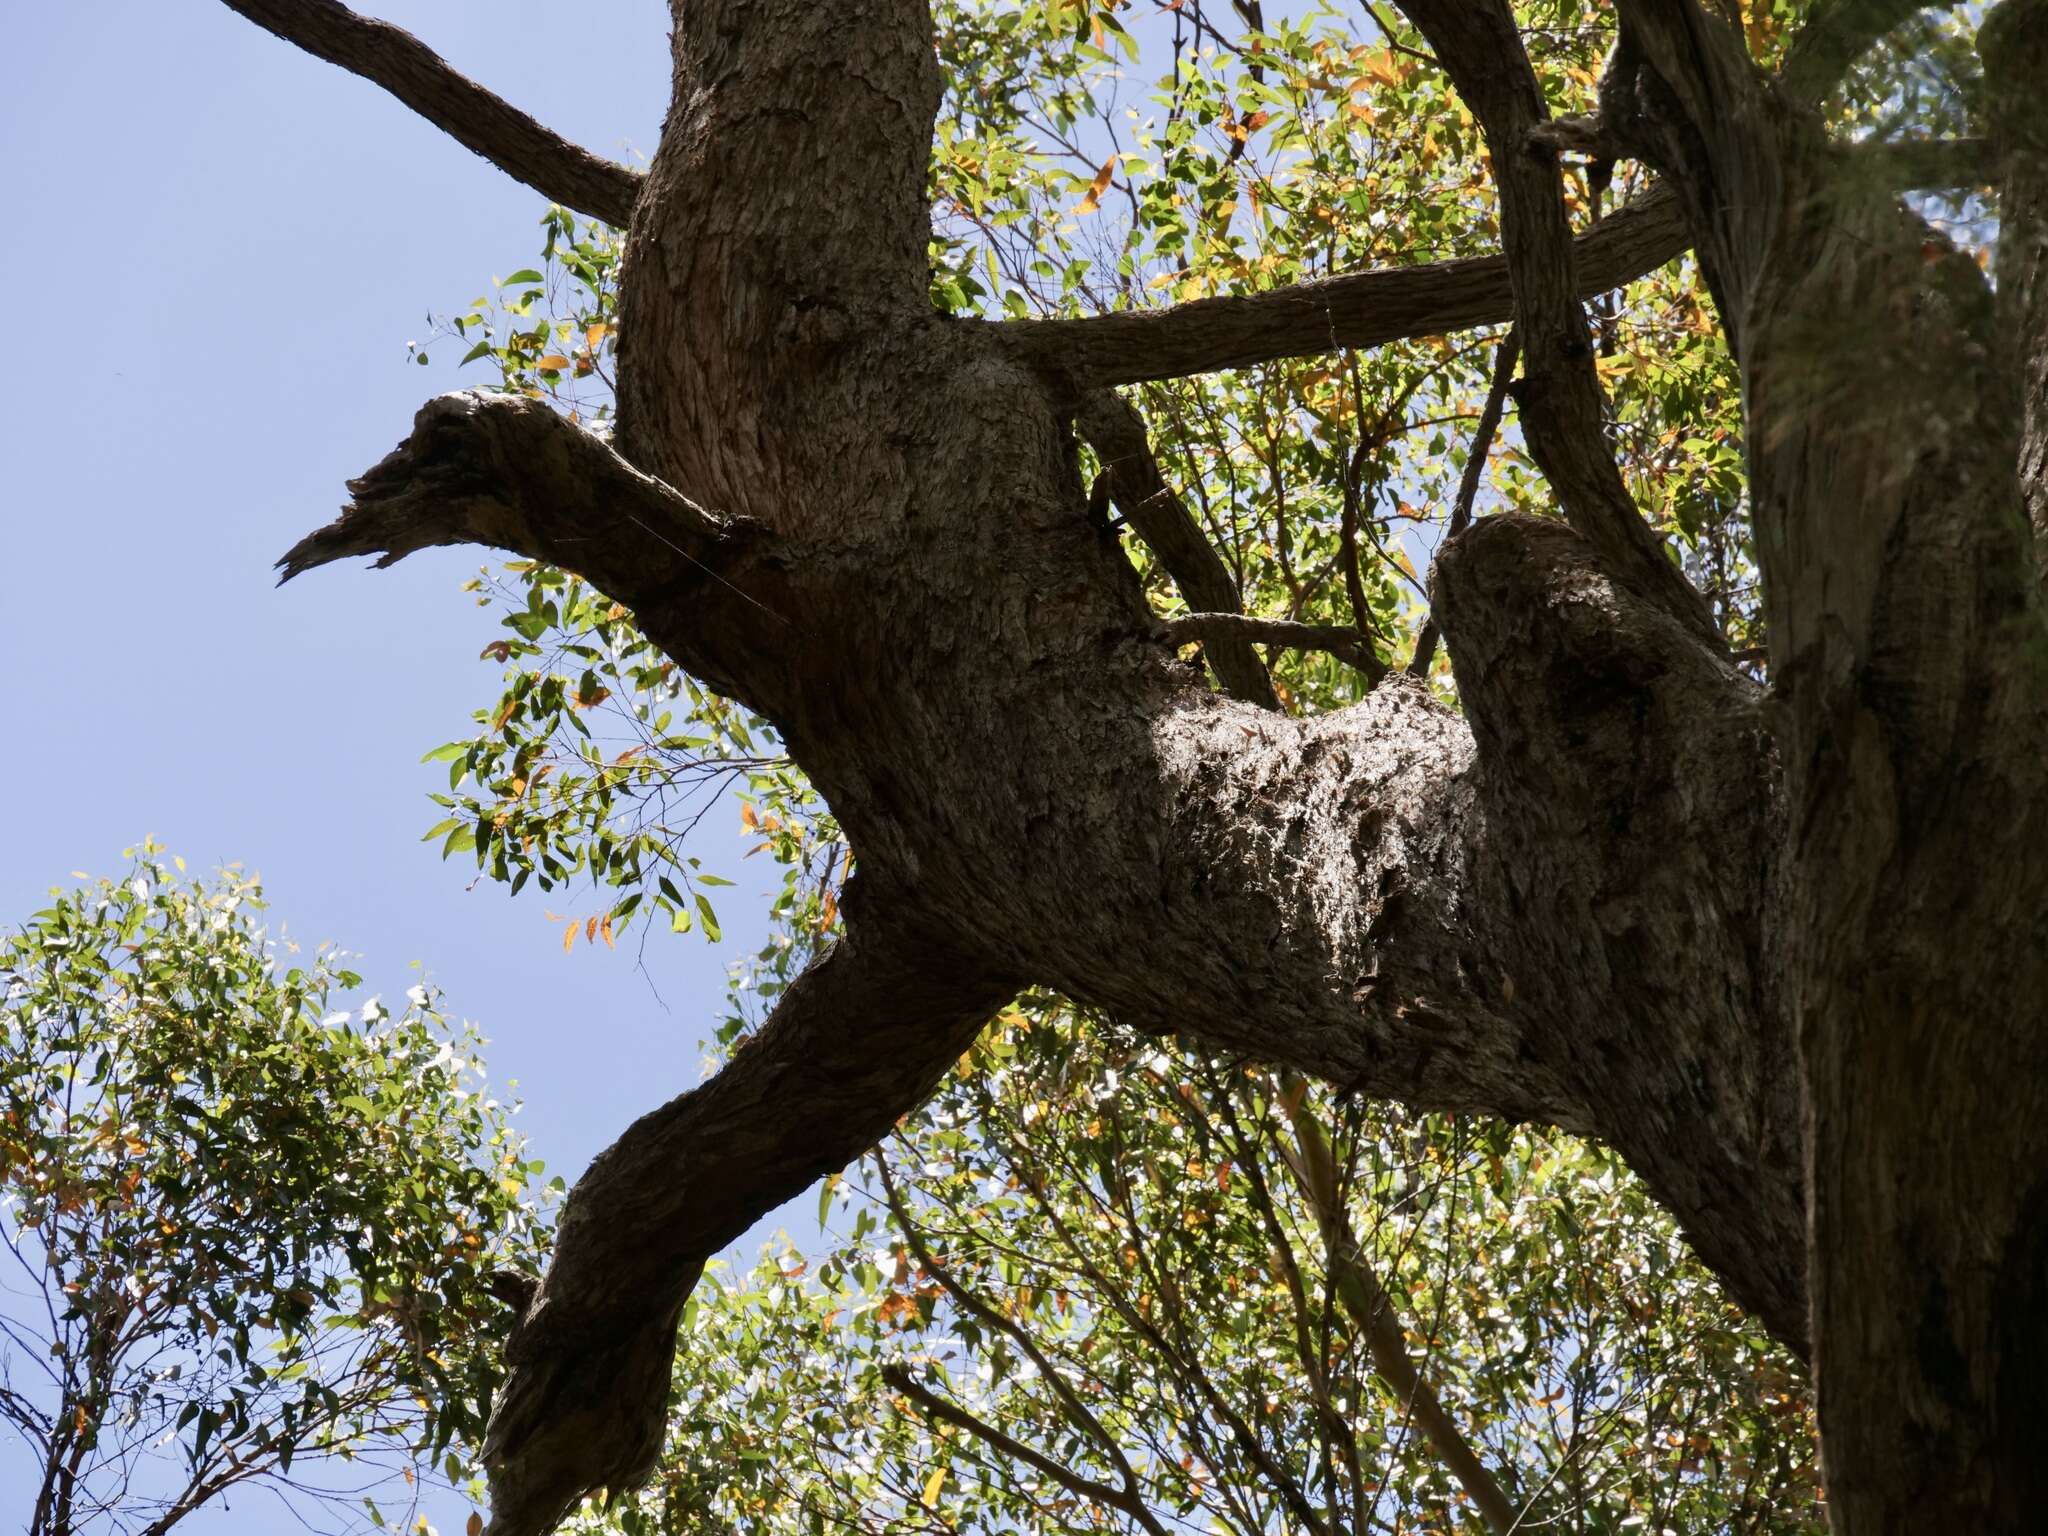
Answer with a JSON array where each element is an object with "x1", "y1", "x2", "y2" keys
[{"x1": 0, "y1": 846, "x2": 548, "y2": 1536}]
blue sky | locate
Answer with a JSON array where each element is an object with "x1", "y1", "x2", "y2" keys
[{"x1": 2, "y1": 4, "x2": 814, "y2": 1528}]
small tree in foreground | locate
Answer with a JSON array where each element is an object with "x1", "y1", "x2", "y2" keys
[{"x1": 0, "y1": 849, "x2": 548, "y2": 1536}]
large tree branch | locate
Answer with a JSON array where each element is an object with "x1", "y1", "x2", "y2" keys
[
  {"x1": 995, "y1": 184, "x2": 1690, "y2": 392},
  {"x1": 1395, "y1": 0, "x2": 1722, "y2": 649},
  {"x1": 278, "y1": 389, "x2": 801, "y2": 713},
  {"x1": 218, "y1": 0, "x2": 642, "y2": 226},
  {"x1": 1615, "y1": 5, "x2": 2048, "y2": 1525},
  {"x1": 1073, "y1": 391, "x2": 1280, "y2": 706},
  {"x1": 481, "y1": 904, "x2": 1018, "y2": 1535}
]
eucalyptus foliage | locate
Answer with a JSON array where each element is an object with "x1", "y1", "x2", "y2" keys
[{"x1": 0, "y1": 848, "x2": 547, "y2": 1536}]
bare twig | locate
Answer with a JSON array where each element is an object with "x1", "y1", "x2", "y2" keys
[
  {"x1": 880, "y1": 1364, "x2": 1169, "y2": 1530},
  {"x1": 1410, "y1": 328, "x2": 1521, "y2": 677}
]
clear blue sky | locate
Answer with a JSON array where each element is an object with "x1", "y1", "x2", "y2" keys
[{"x1": 1, "y1": 4, "x2": 811, "y2": 1529}]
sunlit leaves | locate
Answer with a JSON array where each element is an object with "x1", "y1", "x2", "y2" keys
[{"x1": 0, "y1": 848, "x2": 549, "y2": 1533}]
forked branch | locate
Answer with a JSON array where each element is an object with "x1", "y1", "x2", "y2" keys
[
  {"x1": 1398, "y1": 0, "x2": 1722, "y2": 650},
  {"x1": 218, "y1": 0, "x2": 642, "y2": 225}
]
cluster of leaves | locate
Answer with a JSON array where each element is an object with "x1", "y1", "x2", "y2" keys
[
  {"x1": 572, "y1": 1000, "x2": 1822, "y2": 1536},
  {"x1": 0, "y1": 847, "x2": 548, "y2": 1535}
]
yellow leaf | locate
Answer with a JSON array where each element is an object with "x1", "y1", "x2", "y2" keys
[
  {"x1": 585, "y1": 323, "x2": 609, "y2": 349},
  {"x1": 562, "y1": 918, "x2": 577, "y2": 955},
  {"x1": 535, "y1": 354, "x2": 571, "y2": 371},
  {"x1": 1075, "y1": 154, "x2": 1117, "y2": 215},
  {"x1": 600, "y1": 912, "x2": 616, "y2": 949},
  {"x1": 922, "y1": 1467, "x2": 947, "y2": 1508}
]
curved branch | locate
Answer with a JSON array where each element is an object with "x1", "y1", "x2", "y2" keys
[
  {"x1": 218, "y1": 0, "x2": 642, "y2": 226},
  {"x1": 996, "y1": 184, "x2": 1690, "y2": 391},
  {"x1": 1397, "y1": 0, "x2": 1722, "y2": 650},
  {"x1": 1073, "y1": 391, "x2": 1279, "y2": 706},
  {"x1": 481, "y1": 906, "x2": 1018, "y2": 1535}
]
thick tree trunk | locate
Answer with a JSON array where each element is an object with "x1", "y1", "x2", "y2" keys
[
  {"x1": 247, "y1": 0, "x2": 2048, "y2": 1529},
  {"x1": 1615, "y1": 2, "x2": 2048, "y2": 1525}
]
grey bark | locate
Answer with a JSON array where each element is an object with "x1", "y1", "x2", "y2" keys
[{"x1": 229, "y1": 0, "x2": 2046, "y2": 1531}]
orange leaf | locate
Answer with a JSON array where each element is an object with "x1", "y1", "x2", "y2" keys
[
  {"x1": 535, "y1": 354, "x2": 571, "y2": 370},
  {"x1": 584, "y1": 914, "x2": 599, "y2": 944},
  {"x1": 585, "y1": 323, "x2": 609, "y2": 349},
  {"x1": 468, "y1": 1516, "x2": 484, "y2": 1536},
  {"x1": 562, "y1": 918, "x2": 577, "y2": 955},
  {"x1": 1075, "y1": 154, "x2": 1117, "y2": 215},
  {"x1": 600, "y1": 912, "x2": 616, "y2": 949}
]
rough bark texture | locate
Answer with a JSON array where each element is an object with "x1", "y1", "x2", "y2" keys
[
  {"x1": 224, "y1": 0, "x2": 2048, "y2": 1530},
  {"x1": 1613, "y1": 1, "x2": 2048, "y2": 1527}
]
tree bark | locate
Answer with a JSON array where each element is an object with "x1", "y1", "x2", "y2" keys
[
  {"x1": 1612, "y1": 1, "x2": 2048, "y2": 1526},
  {"x1": 222, "y1": 0, "x2": 2048, "y2": 1529}
]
